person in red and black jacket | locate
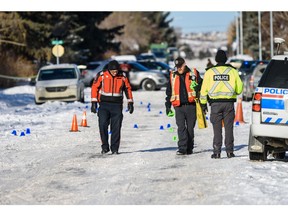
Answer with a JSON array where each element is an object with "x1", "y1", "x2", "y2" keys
[
  {"x1": 165, "y1": 57, "x2": 202, "y2": 155},
  {"x1": 91, "y1": 60, "x2": 134, "y2": 155}
]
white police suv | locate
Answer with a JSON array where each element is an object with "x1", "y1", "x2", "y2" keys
[{"x1": 248, "y1": 54, "x2": 288, "y2": 160}]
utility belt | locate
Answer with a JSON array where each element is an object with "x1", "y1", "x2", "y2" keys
[{"x1": 179, "y1": 102, "x2": 196, "y2": 107}]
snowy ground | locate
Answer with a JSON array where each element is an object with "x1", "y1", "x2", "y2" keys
[{"x1": 1, "y1": 85, "x2": 288, "y2": 214}]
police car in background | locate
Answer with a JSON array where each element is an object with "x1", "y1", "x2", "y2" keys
[{"x1": 248, "y1": 45, "x2": 288, "y2": 160}]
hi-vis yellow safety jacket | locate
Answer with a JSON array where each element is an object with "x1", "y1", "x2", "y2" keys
[
  {"x1": 169, "y1": 68, "x2": 199, "y2": 107},
  {"x1": 200, "y1": 65, "x2": 243, "y2": 105}
]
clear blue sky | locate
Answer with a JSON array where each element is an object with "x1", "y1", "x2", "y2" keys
[{"x1": 169, "y1": 12, "x2": 237, "y2": 33}]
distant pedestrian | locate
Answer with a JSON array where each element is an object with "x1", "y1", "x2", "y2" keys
[
  {"x1": 165, "y1": 57, "x2": 203, "y2": 155},
  {"x1": 91, "y1": 60, "x2": 134, "y2": 155},
  {"x1": 120, "y1": 62, "x2": 132, "y2": 79},
  {"x1": 120, "y1": 62, "x2": 131, "y2": 73},
  {"x1": 206, "y1": 58, "x2": 214, "y2": 68},
  {"x1": 200, "y1": 50, "x2": 243, "y2": 159}
]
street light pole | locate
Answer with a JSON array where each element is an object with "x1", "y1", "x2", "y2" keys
[
  {"x1": 236, "y1": 13, "x2": 240, "y2": 55},
  {"x1": 270, "y1": 11, "x2": 274, "y2": 57},
  {"x1": 56, "y1": 45, "x2": 60, "y2": 65},
  {"x1": 240, "y1": 11, "x2": 243, "y2": 55},
  {"x1": 258, "y1": 11, "x2": 262, "y2": 60}
]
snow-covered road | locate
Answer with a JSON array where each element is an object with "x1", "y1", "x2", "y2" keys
[{"x1": 1, "y1": 86, "x2": 288, "y2": 207}]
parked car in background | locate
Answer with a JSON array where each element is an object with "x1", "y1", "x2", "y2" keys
[
  {"x1": 111, "y1": 55, "x2": 137, "y2": 62},
  {"x1": 150, "y1": 43, "x2": 168, "y2": 63},
  {"x1": 77, "y1": 65, "x2": 87, "y2": 73},
  {"x1": 238, "y1": 60, "x2": 269, "y2": 80},
  {"x1": 242, "y1": 62, "x2": 268, "y2": 101},
  {"x1": 118, "y1": 61, "x2": 168, "y2": 91},
  {"x1": 137, "y1": 61, "x2": 172, "y2": 79},
  {"x1": 81, "y1": 60, "x2": 109, "y2": 87},
  {"x1": 238, "y1": 60, "x2": 257, "y2": 78},
  {"x1": 248, "y1": 50, "x2": 288, "y2": 161},
  {"x1": 167, "y1": 47, "x2": 179, "y2": 62},
  {"x1": 228, "y1": 58, "x2": 244, "y2": 69},
  {"x1": 34, "y1": 64, "x2": 85, "y2": 104},
  {"x1": 136, "y1": 53, "x2": 157, "y2": 62},
  {"x1": 227, "y1": 54, "x2": 254, "y2": 69}
]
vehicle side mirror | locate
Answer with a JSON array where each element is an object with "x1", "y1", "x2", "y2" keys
[{"x1": 29, "y1": 77, "x2": 36, "y2": 86}]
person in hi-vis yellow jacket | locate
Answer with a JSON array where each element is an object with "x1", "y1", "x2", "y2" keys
[{"x1": 200, "y1": 50, "x2": 243, "y2": 159}]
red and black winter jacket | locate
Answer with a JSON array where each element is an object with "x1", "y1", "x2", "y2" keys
[{"x1": 91, "y1": 70, "x2": 133, "y2": 104}]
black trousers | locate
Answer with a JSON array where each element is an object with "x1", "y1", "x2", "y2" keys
[
  {"x1": 98, "y1": 102, "x2": 123, "y2": 152},
  {"x1": 174, "y1": 104, "x2": 197, "y2": 153},
  {"x1": 210, "y1": 102, "x2": 235, "y2": 154}
]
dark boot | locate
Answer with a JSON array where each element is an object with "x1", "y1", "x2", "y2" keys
[
  {"x1": 187, "y1": 150, "x2": 193, "y2": 155},
  {"x1": 101, "y1": 149, "x2": 109, "y2": 154},
  {"x1": 211, "y1": 153, "x2": 221, "y2": 159},
  {"x1": 227, "y1": 152, "x2": 235, "y2": 158},
  {"x1": 176, "y1": 150, "x2": 186, "y2": 155}
]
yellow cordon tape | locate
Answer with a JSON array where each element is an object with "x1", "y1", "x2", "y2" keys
[{"x1": 0, "y1": 74, "x2": 36, "y2": 81}]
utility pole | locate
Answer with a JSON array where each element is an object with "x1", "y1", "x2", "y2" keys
[
  {"x1": 258, "y1": 11, "x2": 262, "y2": 60},
  {"x1": 270, "y1": 11, "x2": 274, "y2": 57},
  {"x1": 236, "y1": 13, "x2": 240, "y2": 55},
  {"x1": 240, "y1": 11, "x2": 243, "y2": 55}
]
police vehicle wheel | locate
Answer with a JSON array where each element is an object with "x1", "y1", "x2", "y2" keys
[
  {"x1": 249, "y1": 145, "x2": 268, "y2": 161},
  {"x1": 142, "y1": 79, "x2": 156, "y2": 91},
  {"x1": 249, "y1": 152, "x2": 267, "y2": 161},
  {"x1": 273, "y1": 152, "x2": 286, "y2": 160}
]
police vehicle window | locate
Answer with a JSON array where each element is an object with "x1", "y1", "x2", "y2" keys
[
  {"x1": 150, "y1": 62, "x2": 158, "y2": 68},
  {"x1": 132, "y1": 63, "x2": 149, "y2": 71},
  {"x1": 157, "y1": 62, "x2": 169, "y2": 68},
  {"x1": 140, "y1": 62, "x2": 151, "y2": 68},
  {"x1": 87, "y1": 63, "x2": 100, "y2": 70},
  {"x1": 259, "y1": 60, "x2": 288, "y2": 88}
]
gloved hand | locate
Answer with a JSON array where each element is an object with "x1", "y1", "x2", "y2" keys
[
  {"x1": 193, "y1": 84, "x2": 200, "y2": 92},
  {"x1": 128, "y1": 102, "x2": 134, "y2": 114},
  {"x1": 91, "y1": 102, "x2": 97, "y2": 114},
  {"x1": 190, "y1": 81, "x2": 198, "y2": 90},
  {"x1": 166, "y1": 107, "x2": 175, "y2": 117},
  {"x1": 166, "y1": 107, "x2": 171, "y2": 116},
  {"x1": 201, "y1": 103, "x2": 208, "y2": 114}
]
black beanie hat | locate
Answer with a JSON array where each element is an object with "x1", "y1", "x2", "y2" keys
[
  {"x1": 174, "y1": 57, "x2": 185, "y2": 68},
  {"x1": 215, "y1": 50, "x2": 227, "y2": 63},
  {"x1": 108, "y1": 60, "x2": 120, "y2": 70}
]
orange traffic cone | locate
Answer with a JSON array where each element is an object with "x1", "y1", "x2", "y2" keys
[
  {"x1": 80, "y1": 111, "x2": 88, "y2": 127},
  {"x1": 234, "y1": 98, "x2": 245, "y2": 124},
  {"x1": 70, "y1": 114, "x2": 79, "y2": 132}
]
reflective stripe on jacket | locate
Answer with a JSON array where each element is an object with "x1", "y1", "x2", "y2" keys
[
  {"x1": 91, "y1": 70, "x2": 133, "y2": 104},
  {"x1": 170, "y1": 68, "x2": 198, "y2": 107},
  {"x1": 200, "y1": 65, "x2": 243, "y2": 104}
]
